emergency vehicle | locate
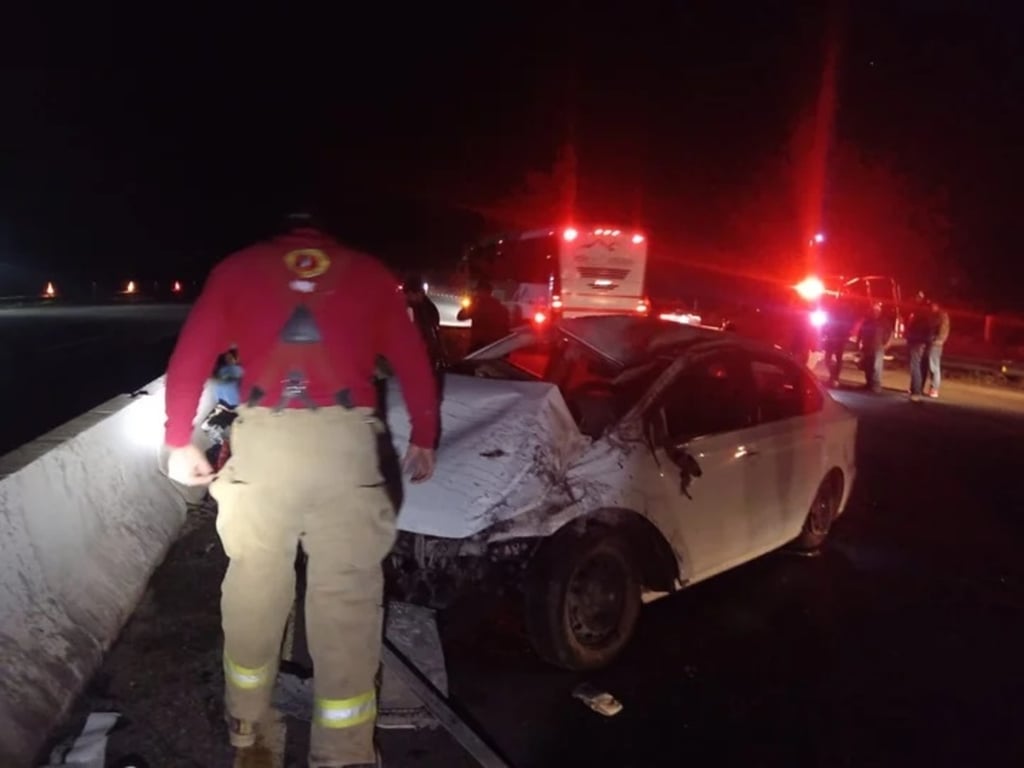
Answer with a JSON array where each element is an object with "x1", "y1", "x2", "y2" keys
[
  {"x1": 794, "y1": 274, "x2": 905, "y2": 349},
  {"x1": 457, "y1": 226, "x2": 650, "y2": 326}
]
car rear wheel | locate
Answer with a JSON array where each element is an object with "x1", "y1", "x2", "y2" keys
[
  {"x1": 524, "y1": 526, "x2": 641, "y2": 670},
  {"x1": 794, "y1": 473, "x2": 842, "y2": 551}
]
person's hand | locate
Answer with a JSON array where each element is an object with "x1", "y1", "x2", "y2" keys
[
  {"x1": 167, "y1": 444, "x2": 216, "y2": 486},
  {"x1": 403, "y1": 445, "x2": 436, "y2": 483}
]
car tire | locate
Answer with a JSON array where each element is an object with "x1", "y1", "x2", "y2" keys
[
  {"x1": 795, "y1": 473, "x2": 841, "y2": 551},
  {"x1": 524, "y1": 526, "x2": 641, "y2": 671}
]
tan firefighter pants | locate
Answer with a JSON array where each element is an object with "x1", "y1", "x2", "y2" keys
[{"x1": 210, "y1": 405, "x2": 396, "y2": 767}]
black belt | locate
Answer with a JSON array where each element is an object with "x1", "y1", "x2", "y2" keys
[{"x1": 247, "y1": 382, "x2": 355, "y2": 411}]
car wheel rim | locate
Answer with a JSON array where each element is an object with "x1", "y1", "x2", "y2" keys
[
  {"x1": 808, "y1": 489, "x2": 834, "y2": 536},
  {"x1": 566, "y1": 552, "x2": 628, "y2": 648}
]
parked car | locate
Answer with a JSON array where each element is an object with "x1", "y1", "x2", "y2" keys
[{"x1": 383, "y1": 315, "x2": 858, "y2": 670}]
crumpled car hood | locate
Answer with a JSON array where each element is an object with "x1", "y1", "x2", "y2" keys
[{"x1": 383, "y1": 375, "x2": 589, "y2": 539}]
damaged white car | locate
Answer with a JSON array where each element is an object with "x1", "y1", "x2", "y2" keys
[{"x1": 382, "y1": 316, "x2": 857, "y2": 670}]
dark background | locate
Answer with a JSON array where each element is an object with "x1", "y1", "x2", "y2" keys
[{"x1": 1, "y1": 2, "x2": 1022, "y2": 308}]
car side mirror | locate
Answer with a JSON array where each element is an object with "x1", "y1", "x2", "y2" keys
[{"x1": 667, "y1": 442, "x2": 703, "y2": 499}]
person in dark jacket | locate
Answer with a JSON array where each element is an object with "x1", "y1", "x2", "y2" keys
[
  {"x1": 923, "y1": 299, "x2": 950, "y2": 398},
  {"x1": 821, "y1": 296, "x2": 858, "y2": 387},
  {"x1": 857, "y1": 302, "x2": 893, "y2": 393},
  {"x1": 402, "y1": 274, "x2": 445, "y2": 373},
  {"x1": 457, "y1": 279, "x2": 511, "y2": 352},
  {"x1": 905, "y1": 291, "x2": 933, "y2": 401}
]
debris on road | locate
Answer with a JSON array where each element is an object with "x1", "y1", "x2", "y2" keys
[
  {"x1": 42, "y1": 712, "x2": 120, "y2": 767},
  {"x1": 572, "y1": 684, "x2": 623, "y2": 717},
  {"x1": 272, "y1": 602, "x2": 449, "y2": 730}
]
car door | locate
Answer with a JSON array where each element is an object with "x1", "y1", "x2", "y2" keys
[
  {"x1": 737, "y1": 352, "x2": 829, "y2": 551},
  {"x1": 646, "y1": 348, "x2": 763, "y2": 581}
]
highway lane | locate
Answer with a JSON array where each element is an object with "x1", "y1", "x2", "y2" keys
[
  {"x1": 0, "y1": 304, "x2": 189, "y2": 456},
  {"x1": 47, "y1": 369, "x2": 1024, "y2": 767}
]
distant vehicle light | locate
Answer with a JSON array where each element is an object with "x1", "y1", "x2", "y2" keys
[
  {"x1": 632, "y1": 234, "x2": 645, "y2": 244},
  {"x1": 563, "y1": 227, "x2": 578, "y2": 242},
  {"x1": 810, "y1": 309, "x2": 828, "y2": 328},
  {"x1": 551, "y1": 296, "x2": 563, "y2": 309},
  {"x1": 612, "y1": 229, "x2": 621, "y2": 236},
  {"x1": 423, "y1": 282, "x2": 429, "y2": 293},
  {"x1": 795, "y1": 276, "x2": 825, "y2": 302},
  {"x1": 659, "y1": 312, "x2": 702, "y2": 325},
  {"x1": 533, "y1": 311, "x2": 547, "y2": 324},
  {"x1": 43, "y1": 282, "x2": 56, "y2": 298},
  {"x1": 125, "y1": 280, "x2": 137, "y2": 294},
  {"x1": 460, "y1": 296, "x2": 472, "y2": 309},
  {"x1": 172, "y1": 280, "x2": 182, "y2": 293}
]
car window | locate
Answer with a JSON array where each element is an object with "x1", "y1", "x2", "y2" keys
[
  {"x1": 506, "y1": 342, "x2": 552, "y2": 378},
  {"x1": 751, "y1": 357, "x2": 823, "y2": 423},
  {"x1": 660, "y1": 352, "x2": 756, "y2": 441}
]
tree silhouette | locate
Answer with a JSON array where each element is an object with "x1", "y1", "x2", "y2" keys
[{"x1": 472, "y1": 142, "x2": 578, "y2": 229}]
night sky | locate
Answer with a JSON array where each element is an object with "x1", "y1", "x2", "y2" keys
[{"x1": 2, "y1": 2, "x2": 1022, "y2": 309}]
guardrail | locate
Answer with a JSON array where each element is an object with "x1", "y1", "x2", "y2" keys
[{"x1": 887, "y1": 347, "x2": 1024, "y2": 381}]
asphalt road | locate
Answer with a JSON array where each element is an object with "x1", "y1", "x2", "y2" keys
[
  {"x1": 46, "y1": 363, "x2": 1024, "y2": 768},
  {"x1": 0, "y1": 303, "x2": 189, "y2": 456}
]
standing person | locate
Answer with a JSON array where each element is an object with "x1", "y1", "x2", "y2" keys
[
  {"x1": 212, "y1": 345, "x2": 244, "y2": 407},
  {"x1": 857, "y1": 302, "x2": 892, "y2": 393},
  {"x1": 905, "y1": 291, "x2": 932, "y2": 402},
  {"x1": 164, "y1": 212, "x2": 439, "y2": 768},
  {"x1": 924, "y1": 298, "x2": 950, "y2": 398},
  {"x1": 456, "y1": 279, "x2": 511, "y2": 352},
  {"x1": 820, "y1": 296, "x2": 857, "y2": 387},
  {"x1": 402, "y1": 274, "x2": 445, "y2": 375}
]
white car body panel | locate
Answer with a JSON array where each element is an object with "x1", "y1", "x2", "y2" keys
[{"x1": 385, "y1": 319, "x2": 857, "y2": 589}]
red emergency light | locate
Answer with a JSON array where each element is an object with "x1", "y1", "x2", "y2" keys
[
  {"x1": 794, "y1": 276, "x2": 825, "y2": 302},
  {"x1": 632, "y1": 234, "x2": 645, "y2": 244},
  {"x1": 533, "y1": 311, "x2": 548, "y2": 324},
  {"x1": 563, "y1": 227, "x2": 578, "y2": 242}
]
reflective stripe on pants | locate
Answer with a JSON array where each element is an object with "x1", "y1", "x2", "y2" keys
[
  {"x1": 315, "y1": 691, "x2": 377, "y2": 729},
  {"x1": 224, "y1": 655, "x2": 273, "y2": 691}
]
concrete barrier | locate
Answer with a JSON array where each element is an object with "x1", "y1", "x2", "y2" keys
[{"x1": 0, "y1": 376, "x2": 205, "y2": 767}]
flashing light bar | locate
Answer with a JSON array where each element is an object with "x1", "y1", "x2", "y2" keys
[{"x1": 794, "y1": 276, "x2": 825, "y2": 302}]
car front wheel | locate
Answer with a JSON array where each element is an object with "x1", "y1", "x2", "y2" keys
[
  {"x1": 794, "y1": 472, "x2": 842, "y2": 552},
  {"x1": 524, "y1": 526, "x2": 641, "y2": 670}
]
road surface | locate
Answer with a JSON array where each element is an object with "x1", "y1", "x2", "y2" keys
[
  {"x1": 45, "y1": 364, "x2": 1024, "y2": 767},
  {"x1": 0, "y1": 304, "x2": 189, "y2": 456}
]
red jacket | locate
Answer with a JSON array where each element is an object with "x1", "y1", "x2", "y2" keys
[{"x1": 164, "y1": 228, "x2": 438, "y2": 448}]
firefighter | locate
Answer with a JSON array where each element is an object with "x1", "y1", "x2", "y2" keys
[{"x1": 164, "y1": 212, "x2": 438, "y2": 768}]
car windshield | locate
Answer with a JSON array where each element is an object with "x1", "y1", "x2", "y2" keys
[{"x1": 452, "y1": 328, "x2": 663, "y2": 438}]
